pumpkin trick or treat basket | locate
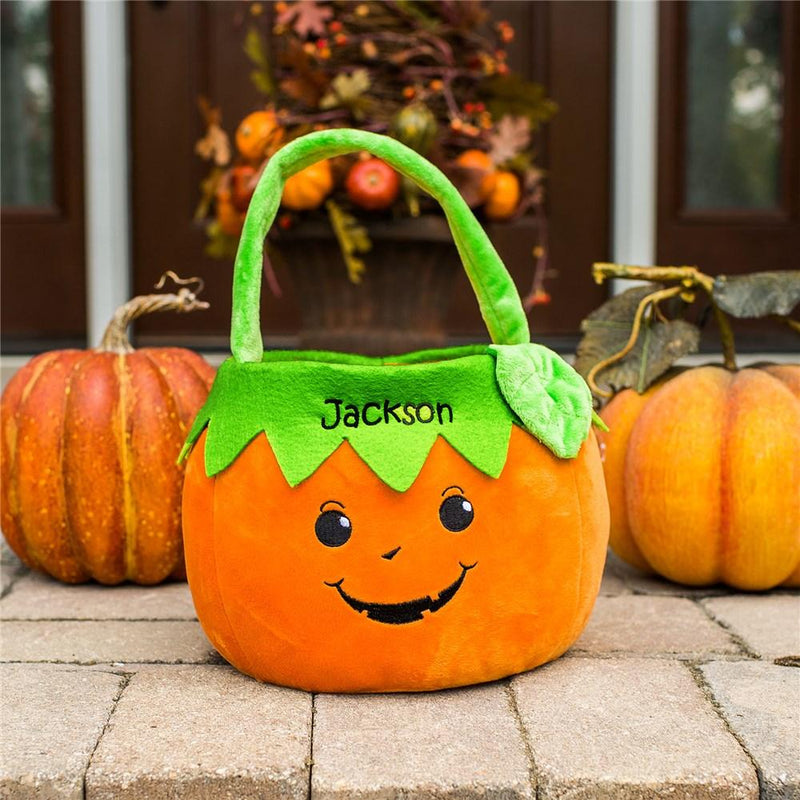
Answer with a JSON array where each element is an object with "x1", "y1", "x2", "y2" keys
[{"x1": 181, "y1": 129, "x2": 610, "y2": 693}]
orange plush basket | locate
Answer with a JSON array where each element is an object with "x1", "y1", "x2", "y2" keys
[{"x1": 180, "y1": 130, "x2": 609, "y2": 692}]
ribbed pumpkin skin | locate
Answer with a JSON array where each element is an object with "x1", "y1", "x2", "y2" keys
[
  {"x1": 0, "y1": 348, "x2": 214, "y2": 584},
  {"x1": 599, "y1": 365, "x2": 800, "y2": 590}
]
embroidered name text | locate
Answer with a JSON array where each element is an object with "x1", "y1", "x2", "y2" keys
[{"x1": 321, "y1": 398, "x2": 454, "y2": 429}]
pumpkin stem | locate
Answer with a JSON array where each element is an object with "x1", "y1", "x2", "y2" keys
[
  {"x1": 592, "y1": 263, "x2": 738, "y2": 371},
  {"x1": 712, "y1": 303, "x2": 738, "y2": 371},
  {"x1": 98, "y1": 272, "x2": 210, "y2": 354}
]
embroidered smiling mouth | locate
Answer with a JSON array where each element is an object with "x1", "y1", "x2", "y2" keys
[{"x1": 325, "y1": 562, "x2": 477, "y2": 625}]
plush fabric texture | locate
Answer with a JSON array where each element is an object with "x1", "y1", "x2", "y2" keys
[
  {"x1": 182, "y1": 425, "x2": 610, "y2": 693},
  {"x1": 181, "y1": 345, "x2": 595, "y2": 491},
  {"x1": 232, "y1": 129, "x2": 530, "y2": 363},
  {"x1": 489, "y1": 343, "x2": 593, "y2": 459},
  {"x1": 180, "y1": 129, "x2": 611, "y2": 693}
]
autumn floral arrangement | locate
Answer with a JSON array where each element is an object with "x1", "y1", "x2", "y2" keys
[{"x1": 195, "y1": 0, "x2": 555, "y2": 301}]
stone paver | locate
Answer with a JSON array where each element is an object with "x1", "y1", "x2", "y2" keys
[
  {"x1": 0, "y1": 548, "x2": 796, "y2": 799},
  {"x1": 0, "y1": 541, "x2": 25, "y2": 598},
  {"x1": 0, "y1": 664, "x2": 124, "y2": 799},
  {"x1": 312, "y1": 685, "x2": 532, "y2": 799},
  {"x1": 702, "y1": 661, "x2": 800, "y2": 800},
  {"x1": 86, "y1": 665, "x2": 312, "y2": 800},
  {"x1": 613, "y1": 558, "x2": 730, "y2": 597},
  {"x1": 702, "y1": 595, "x2": 800, "y2": 659},
  {"x1": 598, "y1": 552, "x2": 630, "y2": 596},
  {"x1": 0, "y1": 571, "x2": 197, "y2": 620},
  {"x1": 572, "y1": 595, "x2": 739, "y2": 657},
  {"x1": 512, "y1": 658, "x2": 758, "y2": 799},
  {"x1": 0, "y1": 620, "x2": 214, "y2": 664}
]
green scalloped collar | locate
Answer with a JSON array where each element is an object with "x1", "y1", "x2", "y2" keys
[{"x1": 181, "y1": 344, "x2": 593, "y2": 492}]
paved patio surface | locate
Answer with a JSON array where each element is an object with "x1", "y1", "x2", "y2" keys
[{"x1": 1, "y1": 541, "x2": 798, "y2": 800}]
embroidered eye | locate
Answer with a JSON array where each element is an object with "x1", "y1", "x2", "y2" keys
[
  {"x1": 439, "y1": 495, "x2": 474, "y2": 532},
  {"x1": 315, "y1": 509, "x2": 352, "y2": 547}
]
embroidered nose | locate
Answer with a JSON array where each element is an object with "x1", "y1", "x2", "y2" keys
[{"x1": 382, "y1": 546, "x2": 401, "y2": 561}]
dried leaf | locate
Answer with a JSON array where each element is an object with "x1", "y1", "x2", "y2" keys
[
  {"x1": 320, "y1": 69, "x2": 371, "y2": 111},
  {"x1": 244, "y1": 26, "x2": 268, "y2": 68},
  {"x1": 479, "y1": 74, "x2": 557, "y2": 130},
  {"x1": 488, "y1": 115, "x2": 531, "y2": 165},
  {"x1": 276, "y1": 0, "x2": 333, "y2": 38},
  {"x1": 204, "y1": 221, "x2": 239, "y2": 260},
  {"x1": 194, "y1": 167, "x2": 224, "y2": 221},
  {"x1": 712, "y1": 271, "x2": 800, "y2": 319},
  {"x1": 279, "y1": 39, "x2": 329, "y2": 107},
  {"x1": 326, "y1": 199, "x2": 371, "y2": 284},
  {"x1": 574, "y1": 286, "x2": 701, "y2": 397},
  {"x1": 195, "y1": 123, "x2": 231, "y2": 166},
  {"x1": 244, "y1": 26, "x2": 274, "y2": 96}
]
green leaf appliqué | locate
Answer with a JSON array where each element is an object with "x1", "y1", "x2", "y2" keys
[{"x1": 489, "y1": 343, "x2": 593, "y2": 459}]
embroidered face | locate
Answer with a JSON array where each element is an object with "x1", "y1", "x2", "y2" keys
[
  {"x1": 183, "y1": 423, "x2": 609, "y2": 693},
  {"x1": 317, "y1": 488, "x2": 477, "y2": 625}
]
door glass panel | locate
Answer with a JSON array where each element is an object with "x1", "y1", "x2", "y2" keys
[
  {"x1": 685, "y1": 0, "x2": 782, "y2": 210},
  {"x1": 1, "y1": 0, "x2": 54, "y2": 207}
]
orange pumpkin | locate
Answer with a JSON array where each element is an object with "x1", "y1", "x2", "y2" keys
[
  {"x1": 599, "y1": 365, "x2": 800, "y2": 590},
  {"x1": 0, "y1": 280, "x2": 215, "y2": 584},
  {"x1": 454, "y1": 149, "x2": 497, "y2": 203},
  {"x1": 281, "y1": 159, "x2": 334, "y2": 210},
  {"x1": 235, "y1": 110, "x2": 284, "y2": 162},
  {"x1": 484, "y1": 170, "x2": 520, "y2": 220}
]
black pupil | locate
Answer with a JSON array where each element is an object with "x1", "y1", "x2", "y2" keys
[
  {"x1": 315, "y1": 509, "x2": 352, "y2": 547},
  {"x1": 439, "y1": 495, "x2": 474, "y2": 532}
]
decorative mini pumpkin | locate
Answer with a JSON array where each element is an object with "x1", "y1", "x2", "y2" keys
[
  {"x1": 485, "y1": 170, "x2": 520, "y2": 220},
  {"x1": 600, "y1": 365, "x2": 800, "y2": 590},
  {"x1": 0, "y1": 275, "x2": 215, "y2": 585},
  {"x1": 235, "y1": 110, "x2": 284, "y2": 162},
  {"x1": 181, "y1": 130, "x2": 609, "y2": 693},
  {"x1": 281, "y1": 159, "x2": 334, "y2": 211}
]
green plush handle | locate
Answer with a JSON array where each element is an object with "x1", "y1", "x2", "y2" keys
[{"x1": 231, "y1": 128, "x2": 530, "y2": 362}]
